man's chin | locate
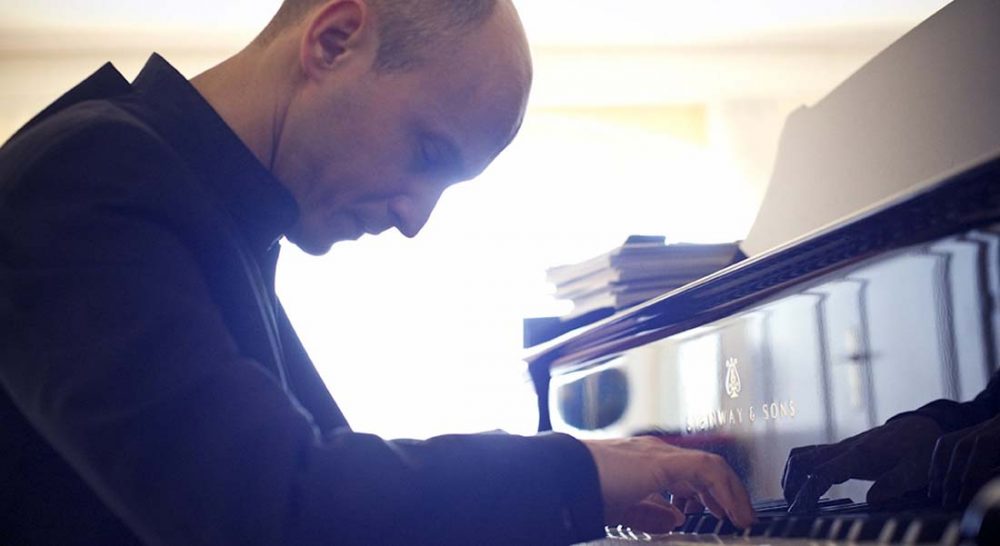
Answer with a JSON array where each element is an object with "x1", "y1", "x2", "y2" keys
[
  {"x1": 285, "y1": 215, "x2": 364, "y2": 255},
  {"x1": 284, "y1": 230, "x2": 337, "y2": 256}
]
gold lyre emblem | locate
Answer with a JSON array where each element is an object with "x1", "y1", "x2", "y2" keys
[{"x1": 724, "y1": 357, "x2": 742, "y2": 399}]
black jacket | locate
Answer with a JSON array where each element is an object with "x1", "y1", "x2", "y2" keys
[
  {"x1": 911, "y1": 370, "x2": 1000, "y2": 433},
  {"x1": 0, "y1": 54, "x2": 604, "y2": 546}
]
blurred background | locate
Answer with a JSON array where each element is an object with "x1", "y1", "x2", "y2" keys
[{"x1": 0, "y1": 0, "x2": 951, "y2": 438}]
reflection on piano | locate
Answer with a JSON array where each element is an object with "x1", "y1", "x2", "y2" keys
[
  {"x1": 531, "y1": 184, "x2": 1000, "y2": 545},
  {"x1": 523, "y1": 0, "x2": 1000, "y2": 544}
]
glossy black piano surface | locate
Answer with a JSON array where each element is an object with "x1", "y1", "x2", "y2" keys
[{"x1": 527, "y1": 152, "x2": 1000, "y2": 546}]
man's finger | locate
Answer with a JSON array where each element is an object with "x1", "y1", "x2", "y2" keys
[
  {"x1": 645, "y1": 492, "x2": 677, "y2": 510},
  {"x1": 667, "y1": 481, "x2": 727, "y2": 521},
  {"x1": 942, "y1": 434, "x2": 978, "y2": 508},
  {"x1": 695, "y1": 468, "x2": 752, "y2": 527},
  {"x1": 866, "y1": 458, "x2": 929, "y2": 505},
  {"x1": 782, "y1": 445, "x2": 821, "y2": 503},
  {"x1": 789, "y1": 473, "x2": 832, "y2": 513},
  {"x1": 665, "y1": 481, "x2": 700, "y2": 499},
  {"x1": 621, "y1": 498, "x2": 685, "y2": 534},
  {"x1": 957, "y1": 434, "x2": 1000, "y2": 507},
  {"x1": 782, "y1": 445, "x2": 818, "y2": 489},
  {"x1": 695, "y1": 489, "x2": 729, "y2": 523},
  {"x1": 929, "y1": 429, "x2": 967, "y2": 501},
  {"x1": 667, "y1": 488, "x2": 703, "y2": 514},
  {"x1": 663, "y1": 452, "x2": 753, "y2": 528},
  {"x1": 930, "y1": 418, "x2": 997, "y2": 502},
  {"x1": 723, "y1": 467, "x2": 755, "y2": 527},
  {"x1": 585, "y1": 438, "x2": 754, "y2": 529},
  {"x1": 789, "y1": 444, "x2": 882, "y2": 513},
  {"x1": 682, "y1": 497, "x2": 705, "y2": 514},
  {"x1": 782, "y1": 442, "x2": 856, "y2": 504}
]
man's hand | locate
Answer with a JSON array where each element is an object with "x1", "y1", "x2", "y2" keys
[
  {"x1": 928, "y1": 413, "x2": 1000, "y2": 508},
  {"x1": 583, "y1": 436, "x2": 754, "y2": 533},
  {"x1": 782, "y1": 415, "x2": 943, "y2": 511}
]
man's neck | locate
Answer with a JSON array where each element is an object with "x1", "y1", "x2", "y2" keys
[{"x1": 190, "y1": 44, "x2": 293, "y2": 171}]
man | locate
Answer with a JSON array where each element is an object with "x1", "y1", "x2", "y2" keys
[{"x1": 0, "y1": 1, "x2": 753, "y2": 544}]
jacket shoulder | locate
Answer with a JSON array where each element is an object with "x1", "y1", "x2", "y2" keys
[
  {"x1": 3, "y1": 99, "x2": 178, "y2": 181},
  {"x1": 0, "y1": 99, "x2": 203, "y2": 218}
]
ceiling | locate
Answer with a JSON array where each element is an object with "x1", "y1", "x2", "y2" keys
[
  {"x1": 0, "y1": 0, "x2": 951, "y2": 47},
  {"x1": 0, "y1": 1, "x2": 956, "y2": 118}
]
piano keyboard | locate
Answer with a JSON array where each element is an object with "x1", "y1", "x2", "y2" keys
[{"x1": 584, "y1": 498, "x2": 969, "y2": 545}]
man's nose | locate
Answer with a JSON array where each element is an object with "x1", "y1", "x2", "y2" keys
[{"x1": 388, "y1": 190, "x2": 443, "y2": 238}]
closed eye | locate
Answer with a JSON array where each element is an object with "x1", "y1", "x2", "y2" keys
[
  {"x1": 415, "y1": 132, "x2": 465, "y2": 180},
  {"x1": 419, "y1": 138, "x2": 442, "y2": 169}
]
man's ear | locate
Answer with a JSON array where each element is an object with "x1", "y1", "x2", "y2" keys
[{"x1": 299, "y1": 0, "x2": 374, "y2": 79}]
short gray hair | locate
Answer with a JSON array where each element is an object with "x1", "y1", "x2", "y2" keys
[{"x1": 258, "y1": 0, "x2": 498, "y2": 71}]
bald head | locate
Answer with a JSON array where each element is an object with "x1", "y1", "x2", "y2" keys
[
  {"x1": 258, "y1": 0, "x2": 500, "y2": 71},
  {"x1": 195, "y1": 0, "x2": 532, "y2": 253}
]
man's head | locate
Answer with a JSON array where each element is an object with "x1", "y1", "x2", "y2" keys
[
  {"x1": 255, "y1": 0, "x2": 532, "y2": 255},
  {"x1": 259, "y1": 0, "x2": 499, "y2": 72}
]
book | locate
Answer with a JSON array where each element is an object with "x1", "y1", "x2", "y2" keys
[
  {"x1": 552, "y1": 263, "x2": 730, "y2": 299},
  {"x1": 545, "y1": 236, "x2": 744, "y2": 320},
  {"x1": 568, "y1": 284, "x2": 677, "y2": 317},
  {"x1": 546, "y1": 238, "x2": 742, "y2": 286}
]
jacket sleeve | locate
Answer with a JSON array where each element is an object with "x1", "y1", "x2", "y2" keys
[
  {"x1": 0, "y1": 117, "x2": 605, "y2": 546},
  {"x1": 902, "y1": 369, "x2": 1000, "y2": 433}
]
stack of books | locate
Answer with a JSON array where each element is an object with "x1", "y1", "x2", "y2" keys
[{"x1": 547, "y1": 236, "x2": 743, "y2": 320}]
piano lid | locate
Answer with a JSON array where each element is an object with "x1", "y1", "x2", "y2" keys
[
  {"x1": 742, "y1": 0, "x2": 1000, "y2": 257},
  {"x1": 525, "y1": 150, "x2": 1000, "y2": 373},
  {"x1": 525, "y1": 0, "x2": 1000, "y2": 374}
]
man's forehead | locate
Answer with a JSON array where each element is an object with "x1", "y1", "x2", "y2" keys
[
  {"x1": 444, "y1": 79, "x2": 527, "y2": 180},
  {"x1": 416, "y1": 0, "x2": 531, "y2": 177}
]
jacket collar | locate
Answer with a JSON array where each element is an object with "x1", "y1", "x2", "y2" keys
[{"x1": 128, "y1": 54, "x2": 300, "y2": 257}]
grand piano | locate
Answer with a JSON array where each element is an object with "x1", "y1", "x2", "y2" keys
[{"x1": 524, "y1": 1, "x2": 1000, "y2": 544}]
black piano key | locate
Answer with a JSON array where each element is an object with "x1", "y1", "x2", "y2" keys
[
  {"x1": 827, "y1": 517, "x2": 852, "y2": 540},
  {"x1": 763, "y1": 518, "x2": 788, "y2": 537},
  {"x1": 781, "y1": 516, "x2": 815, "y2": 538},
  {"x1": 846, "y1": 516, "x2": 891, "y2": 542},
  {"x1": 745, "y1": 519, "x2": 771, "y2": 537},
  {"x1": 678, "y1": 513, "x2": 701, "y2": 533},
  {"x1": 683, "y1": 514, "x2": 706, "y2": 534},
  {"x1": 694, "y1": 514, "x2": 720, "y2": 534},
  {"x1": 940, "y1": 520, "x2": 961, "y2": 546},
  {"x1": 877, "y1": 518, "x2": 907, "y2": 544},
  {"x1": 716, "y1": 518, "x2": 739, "y2": 536},
  {"x1": 809, "y1": 517, "x2": 834, "y2": 539},
  {"x1": 904, "y1": 514, "x2": 954, "y2": 544}
]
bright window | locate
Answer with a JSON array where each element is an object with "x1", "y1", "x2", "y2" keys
[{"x1": 276, "y1": 107, "x2": 758, "y2": 439}]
